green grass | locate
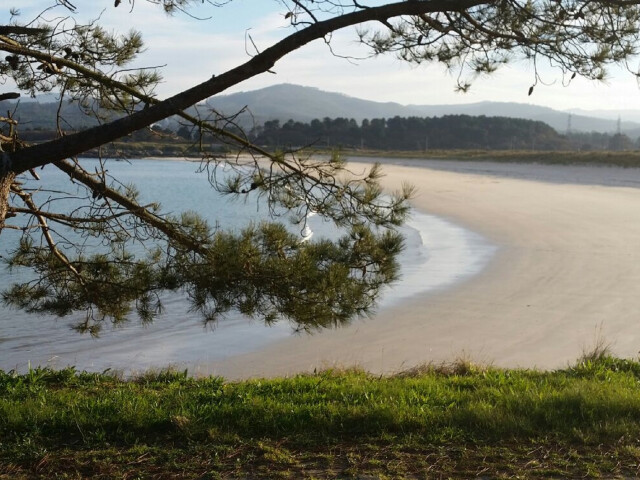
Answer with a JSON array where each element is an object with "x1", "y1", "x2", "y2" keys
[
  {"x1": 93, "y1": 143, "x2": 640, "y2": 169},
  {"x1": 344, "y1": 148, "x2": 640, "y2": 167},
  {"x1": 3, "y1": 357, "x2": 640, "y2": 478}
]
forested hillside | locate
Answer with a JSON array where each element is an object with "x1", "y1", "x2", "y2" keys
[
  {"x1": 251, "y1": 115, "x2": 569, "y2": 151},
  {"x1": 208, "y1": 84, "x2": 640, "y2": 134},
  {"x1": 3, "y1": 97, "x2": 635, "y2": 152}
]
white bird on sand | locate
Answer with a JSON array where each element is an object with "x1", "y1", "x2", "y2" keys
[{"x1": 301, "y1": 224, "x2": 313, "y2": 241}]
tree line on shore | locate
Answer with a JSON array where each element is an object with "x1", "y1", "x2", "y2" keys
[
  {"x1": 8, "y1": 103, "x2": 639, "y2": 153},
  {"x1": 247, "y1": 115, "x2": 638, "y2": 152},
  {"x1": 250, "y1": 115, "x2": 566, "y2": 151}
]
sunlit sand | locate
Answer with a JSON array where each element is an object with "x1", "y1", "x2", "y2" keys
[{"x1": 203, "y1": 159, "x2": 640, "y2": 378}]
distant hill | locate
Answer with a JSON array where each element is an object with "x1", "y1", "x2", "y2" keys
[
  {"x1": 207, "y1": 84, "x2": 640, "y2": 134},
  {"x1": 408, "y1": 102, "x2": 636, "y2": 134},
  {"x1": 569, "y1": 107, "x2": 640, "y2": 123},
  {"x1": 206, "y1": 84, "x2": 426, "y2": 127},
  {"x1": 0, "y1": 97, "x2": 112, "y2": 130},
  {"x1": 4, "y1": 83, "x2": 640, "y2": 137},
  {"x1": 253, "y1": 114, "x2": 569, "y2": 151}
]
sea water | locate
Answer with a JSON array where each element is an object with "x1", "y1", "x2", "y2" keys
[{"x1": 0, "y1": 158, "x2": 495, "y2": 373}]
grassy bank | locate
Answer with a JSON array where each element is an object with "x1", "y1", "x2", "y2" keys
[
  {"x1": 3, "y1": 357, "x2": 640, "y2": 478},
  {"x1": 91, "y1": 144, "x2": 640, "y2": 169},
  {"x1": 343, "y1": 148, "x2": 640, "y2": 167}
]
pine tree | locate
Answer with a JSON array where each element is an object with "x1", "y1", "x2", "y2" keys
[{"x1": 1, "y1": 0, "x2": 639, "y2": 333}]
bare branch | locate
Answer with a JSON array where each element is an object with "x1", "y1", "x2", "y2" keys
[
  {"x1": 0, "y1": 93, "x2": 20, "y2": 102},
  {"x1": 10, "y1": 184, "x2": 84, "y2": 282},
  {"x1": 0, "y1": 26, "x2": 48, "y2": 36}
]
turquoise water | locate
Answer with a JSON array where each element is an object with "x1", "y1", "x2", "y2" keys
[{"x1": 0, "y1": 159, "x2": 495, "y2": 373}]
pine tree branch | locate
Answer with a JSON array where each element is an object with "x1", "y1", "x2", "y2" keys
[
  {"x1": 8, "y1": 206, "x2": 142, "y2": 226},
  {"x1": 7, "y1": 0, "x2": 484, "y2": 174},
  {"x1": 0, "y1": 93, "x2": 20, "y2": 102},
  {"x1": 53, "y1": 159, "x2": 209, "y2": 254},
  {"x1": 0, "y1": 26, "x2": 48, "y2": 36},
  {"x1": 10, "y1": 184, "x2": 85, "y2": 283}
]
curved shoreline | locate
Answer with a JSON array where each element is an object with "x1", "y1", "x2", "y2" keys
[
  {"x1": 0, "y1": 158, "x2": 492, "y2": 374},
  {"x1": 198, "y1": 160, "x2": 640, "y2": 379}
]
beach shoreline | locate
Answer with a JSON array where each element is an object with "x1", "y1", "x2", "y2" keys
[
  {"x1": 197, "y1": 159, "x2": 640, "y2": 379},
  {"x1": 2, "y1": 157, "x2": 491, "y2": 374}
]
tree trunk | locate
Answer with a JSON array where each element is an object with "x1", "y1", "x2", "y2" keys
[{"x1": 0, "y1": 168, "x2": 16, "y2": 235}]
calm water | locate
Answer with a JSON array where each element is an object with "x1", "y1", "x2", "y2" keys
[{"x1": 0, "y1": 159, "x2": 495, "y2": 373}]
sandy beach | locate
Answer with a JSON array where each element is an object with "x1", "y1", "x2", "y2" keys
[{"x1": 198, "y1": 159, "x2": 640, "y2": 379}]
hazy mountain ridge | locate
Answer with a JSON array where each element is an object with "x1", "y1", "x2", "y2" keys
[
  {"x1": 568, "y1": 107, "x2": 640, "y2": 123},
  {"x1": 208, "y1": 84, "x2": 640, "y2": 135},
  {"x1": 3, "y1": 83, "x2": 640, "y2": 136},
  {"x1": 408, "y1": 101, "x2": 632, "y2": 133},
  {"x1": 206, "y1": 84, "x2": 426, "y2": 126},
  {"x1": 0, "y1": 98, "x2": 106, "y2": 130}
]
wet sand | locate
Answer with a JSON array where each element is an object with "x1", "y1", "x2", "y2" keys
[{"x1": 198, "y1": 159, "x2": 640, "y2": 379}]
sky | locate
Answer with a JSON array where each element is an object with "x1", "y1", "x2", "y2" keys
[{"x1": 4, "y1": 1, "x2": 640, "y2": 114}]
